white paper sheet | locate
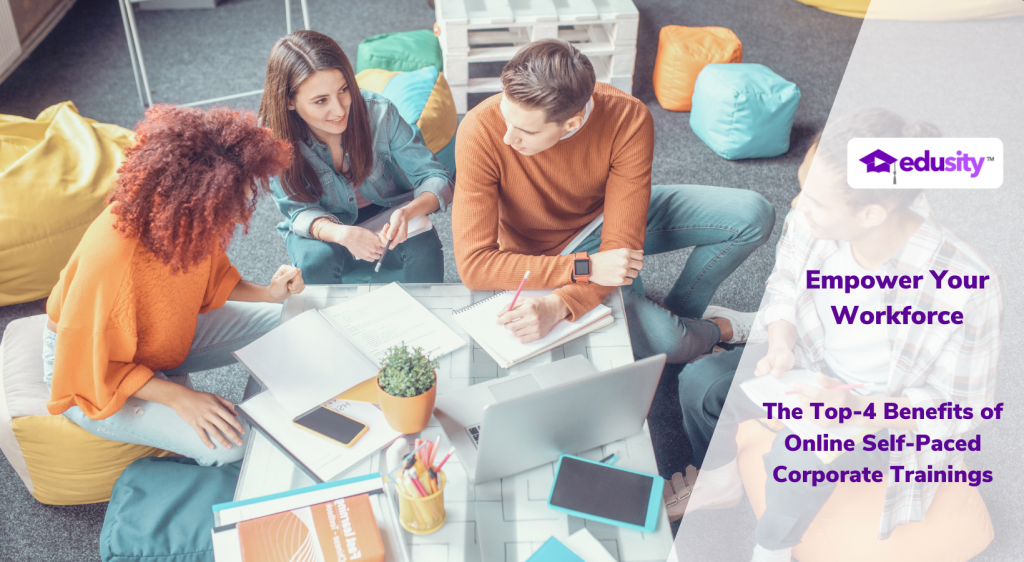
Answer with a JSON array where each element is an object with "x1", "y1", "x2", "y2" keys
[
  {"x1": 741, "y1": 370, "x2": 871, "y2": 449},
  {"x1": 564, "y1": 529, "x2": 617, "y2": 562},
  {"x1": 239, "y1": 392, "x2": 401, "y2": 482},
  {"x1": 210, "y1": 527, "x2": 242, "y2": 562},
  {"x1": 356, "y1": 202, "x2": 433, "y2": 238},
  {"x1": 233, "y1": 310, "x2": 380, "y2": 417},
  {"x1": 452, "y1": 289, "x2": 612, "y2": 368},
  {"x1": 322, "y1": 282, "x2": 467, "y2": 364}
]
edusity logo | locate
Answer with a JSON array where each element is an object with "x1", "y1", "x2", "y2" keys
[
  {"x1": 860, "y1": 148, "x2": 988, "y2": 182},
  {"x1": 847, "y1": 138, "x2": 1002, "y2": 189}
]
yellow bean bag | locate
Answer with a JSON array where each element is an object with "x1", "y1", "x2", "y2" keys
[
  {"x1": 737, "y1": 420, "x2": 994, "y2": 561},
  {"x1": 794, "y1": 0, "x2": 1024, "y2": 20},
  {"x1": 0, "y1": 101, "x2": 133, "y2": 306},
  {"x1": 653, "y1": 25, "x2": 742, "y2": 112},
  {"x1": 0, "y1": 315, "x2": 174, "y2": 505}
]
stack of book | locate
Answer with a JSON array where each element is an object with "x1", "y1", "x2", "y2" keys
[{"x1": 212, "y1": 474, "x2": 407, "y2": 562}]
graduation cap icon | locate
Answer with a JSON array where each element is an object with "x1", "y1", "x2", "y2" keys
[{"x1": 859, "y1": 149, "x2": 897, "y2": 173}]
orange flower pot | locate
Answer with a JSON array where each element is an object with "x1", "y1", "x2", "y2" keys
[{"x1": 377, "y1": 374, "x2": 436, "y2": 434}]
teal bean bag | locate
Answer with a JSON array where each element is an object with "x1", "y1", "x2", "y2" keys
[
  {"x1": 100, "y1": 457, "x2": 241, "y2": 562},
  {"x1": 356, "y1": 30, "x2": 443, "y2": 74},
  {"x1": 690, "y1": 63, "x2": 801, "y2": 160},
  {"x1": 356, "y1": 66, "x2": 457, "y2": 177}
]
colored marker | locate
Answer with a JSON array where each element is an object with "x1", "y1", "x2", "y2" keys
[
  {"x1": 407, "y1": 469, "x2": 428, "y2": 497},
  {"x1": 429, "y1": 435, "x2": 442, "y2": 466},
  {"x1": 387, "y1": 441, "x2": 427, "y2": 480},
  {"x1": 435, "y1": 447, "x2": 455, "y2": 471},
  {"x1": 374, "y1": 227, "x2": 391, "y2": 273},
  {"x1": 507, "y1": 271, "x2": 530, "y2": 312}
]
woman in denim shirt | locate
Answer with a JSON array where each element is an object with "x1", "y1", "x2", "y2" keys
[{"x1": 260, "y1": 30, "x2": 452, "y2": 283}]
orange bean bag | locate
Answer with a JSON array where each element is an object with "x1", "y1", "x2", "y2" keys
[
  {"x1": 737, "y1": 420, "x2": 994, "y2": 562},
  {"x1": 652, "y1": 26, "x2": 742, "y2": 112}
]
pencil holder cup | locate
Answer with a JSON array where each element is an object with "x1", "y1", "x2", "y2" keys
[{"x1": 395, "y1": 471, "x2": 446, "y2": 534}]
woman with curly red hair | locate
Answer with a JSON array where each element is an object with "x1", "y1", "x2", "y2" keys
[{"x1": 43, "y1": 105, "x2": 303, "y2": 466}]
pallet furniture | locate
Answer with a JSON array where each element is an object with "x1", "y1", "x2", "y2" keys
[
  {"x1": 234, "y1": 284, "x2": 674, "y2": 562},
  {"x1": 432, "y1": 0, "x2": 640, "y2": 113}
]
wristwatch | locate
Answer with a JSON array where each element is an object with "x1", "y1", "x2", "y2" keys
[{"x1": 572, "y1": 252, "x2": 591, "y2": 284}]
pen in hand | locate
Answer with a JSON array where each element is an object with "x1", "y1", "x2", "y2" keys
[
  {"x1": 374, "y1": 224, "x2": 392, "y2": 273},
  {"x1": 508, "y1": 271, "x2": 530, "y2": 311}
]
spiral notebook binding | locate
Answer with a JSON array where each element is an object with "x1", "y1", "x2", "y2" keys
[{"x1": 452, "y1": 291, "x2": 512, "y2": 315}]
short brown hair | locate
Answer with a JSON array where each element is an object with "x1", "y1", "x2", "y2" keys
[{"x1": 500, "y1": 39, "x2": 596, "y2": 124}]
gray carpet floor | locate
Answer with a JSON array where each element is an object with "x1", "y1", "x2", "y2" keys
[{"x1": 6, "y1": 0, "x2": 1010, "y2": 560}]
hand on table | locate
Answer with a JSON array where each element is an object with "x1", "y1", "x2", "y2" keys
[
  {"x1": 496, "y1": 294, "x2": 570, "y2": 343},
  {"x1": 589, "y1": 249, "x2": 644, "y2": 286}
]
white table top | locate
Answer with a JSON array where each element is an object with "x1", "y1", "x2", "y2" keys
[{"x1": 234, "y1": 283, "x2": 672, "y2": 562}]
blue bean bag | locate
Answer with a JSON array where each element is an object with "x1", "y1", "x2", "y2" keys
[
  {"x1": 100, "y1": 457, "x2": 241, "y2": 562},
  {"x1": 356, "y1": 66, "x2": 457, "y2": 177},
  {"x1": 690, "y1": 63, "x2": 801, "y2": 160}
]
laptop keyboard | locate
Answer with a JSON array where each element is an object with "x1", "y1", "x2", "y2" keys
[{"x1": 467, "y1": 425, "x2": 482, "y2": 446}]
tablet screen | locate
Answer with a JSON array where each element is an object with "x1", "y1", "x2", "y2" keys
[{"x1": 550, "y1": 457, "x2": 654, "y2": 526}]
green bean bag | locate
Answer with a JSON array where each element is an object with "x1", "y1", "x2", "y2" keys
[{"x1": 356, "y1": 30, "x2": 443, "y2": 74}]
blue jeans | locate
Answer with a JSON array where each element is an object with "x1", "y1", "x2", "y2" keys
[
  {"x1": 42, "y1": 301, "x2": 281, "y2": 466},
  {"x1": 576, "y1": 185, "x2": 774, "y2": 363},
  {"x1": 286, "y1": 205, "x2": 445, "y2": 284}
]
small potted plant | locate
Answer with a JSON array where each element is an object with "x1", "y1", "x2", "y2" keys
[{"x1": 377, "y1": 343, "x2": 439, "y2": 433}]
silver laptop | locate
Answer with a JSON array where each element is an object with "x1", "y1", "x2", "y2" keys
[{"x1": 434, "y1": 354, "x2": 666, "y2": 483}]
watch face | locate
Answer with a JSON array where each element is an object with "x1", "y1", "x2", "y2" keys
[{"x1": 575, "y1": 259, "x2": 590, "y2": 276}]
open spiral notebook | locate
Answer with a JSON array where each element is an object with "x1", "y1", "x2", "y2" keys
[{"x1": 452, "y1": 289, "x2": 613, "y2": 368}]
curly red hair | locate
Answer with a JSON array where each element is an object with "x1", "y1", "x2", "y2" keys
[{"x1": 108, "y1": 105, "x2": 292, "y2": 272}]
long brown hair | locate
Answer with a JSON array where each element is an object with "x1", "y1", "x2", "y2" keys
[{"x1": 259, "y1": 30, "x2": 373, "y2": 203}]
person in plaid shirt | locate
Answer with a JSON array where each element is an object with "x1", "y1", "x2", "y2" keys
[{"x1": 668, "y1": 108, "x2": 1003, "y2": 562}]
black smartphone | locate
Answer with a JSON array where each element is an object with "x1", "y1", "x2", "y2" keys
[{"x1": 292, "y1": 405, "x2": 369, "y2": 447}]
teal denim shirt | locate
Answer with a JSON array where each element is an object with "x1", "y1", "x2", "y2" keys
[{"x1": 270, "y1": 89, "x2": 453, "y2": 239}]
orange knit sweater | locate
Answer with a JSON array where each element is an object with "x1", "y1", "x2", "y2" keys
[
  {"x1": 45, "y1": 206, "x2": 242, "y2": 420},
  {"x1": 453, "y1": 82, "x2": 654, "y2": 320}
]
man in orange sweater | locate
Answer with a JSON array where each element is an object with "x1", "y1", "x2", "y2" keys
[{"x1": 453, "y1": 40, "x2": 774, "y2": 362}]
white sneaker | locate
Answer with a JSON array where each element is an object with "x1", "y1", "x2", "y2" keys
[{"x1": 702, "y1": 305, "x2": 755, "y2": 344}]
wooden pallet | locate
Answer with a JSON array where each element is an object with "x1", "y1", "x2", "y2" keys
[{"x1": 434, "y1": 0, "x2": 639, "y2": 113}]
